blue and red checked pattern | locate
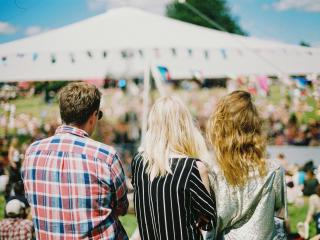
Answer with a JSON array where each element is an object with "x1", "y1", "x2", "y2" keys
[
  {"x1": 22, "y1": 125, "x2": 129, "y2": 240},
  {"x1": 0, "y1": 218, "x2": 34, "y2": 240}
]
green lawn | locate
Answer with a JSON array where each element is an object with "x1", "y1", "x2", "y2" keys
[
  {"x1": 0, "y1": 195, "x2": 4, "y2": 219},
  {"x1": 119, "y1": 214, "x2": 138, "y2": 236},
  {"x1": 3, "y1": 85, "x2": 318, "y2": 124},
  {"x1": 0, "y1": 95, "x2": 59, "y2": 118},
  {"x1": 268, "y1": 84, "x2": 320, "y2": 123},
  {"x1": 288, "y1": 203, "x2": 316, "y2": 237}
]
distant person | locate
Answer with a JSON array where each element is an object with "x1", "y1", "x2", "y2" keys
[
  {"x1": 132, "y1": 96, "x2": 216, "y2": 240},
  {"x1": 7, "y1": 180, "x2": 29, "y2": 208},
  {"x1": 22, "y1": 82, "x2": 129, "y2": 239},
  {"x1": 304, "y1": 185, "x2": 320, "y2": 236},
  {"x1": 292, "y1": 164, "x2": 305, "y2": 187},
  {"x1": 303, "y1": 170, "x2": 319, "y2": 196},
  {"x1": 5, "y1": 137, "x2": 21, "y2": 200},
  {"x1": 303, "y1": 160, "x2": 316, "y2": 172},
  {"x1": 207, "y1": 91, "x2": 287, "y2": 239},
  {"x1": 0, "y1": 199, "x2": 34, "y2": 240},
  {"x1": 277, "y1": 153, "x2": 289, "y2": 172},
  {"x1": 8, "y1": 138, "x2": 20, "y2": 170}
]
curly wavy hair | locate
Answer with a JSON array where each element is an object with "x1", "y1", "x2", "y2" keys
[{"x1": 207, "y1": 90, "x2": 267, "y2": 187}]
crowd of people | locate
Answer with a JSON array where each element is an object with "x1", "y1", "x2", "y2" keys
[
  {"x1": 0, "y1": 78, "x2": 319, "y2": 239},
  {"x1": 274, "y1": 152, "x2": 320, "y2": 239}
]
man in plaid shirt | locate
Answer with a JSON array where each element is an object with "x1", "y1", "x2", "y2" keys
[{"x1": 22, "y1": 82, "x2": 129, "y2": 239}]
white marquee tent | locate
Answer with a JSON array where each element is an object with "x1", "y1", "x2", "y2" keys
[{"x1": 0, "y1": 7, "x2": 320, "y2": 81}]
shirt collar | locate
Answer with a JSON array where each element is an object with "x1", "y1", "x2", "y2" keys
[{"x1": 55, "y1": 125, "x2": 89, "y2": 138}]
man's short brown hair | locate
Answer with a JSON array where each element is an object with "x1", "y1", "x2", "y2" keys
[{"x1": 58, "y1": 82, "x2": 101, "y2": 125}]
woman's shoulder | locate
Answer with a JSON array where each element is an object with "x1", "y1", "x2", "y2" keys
[
  {"x1": 132, "y1": 152, "x2": 144, "y2": 168},
  {"x1": 170, "y1": 156, "x2": 198, "y2": 163},
  {"x1": 265, "y1": 159, "x2": 283, "y2": 175},
  {"x1": 171, "y1": 157, "x2": 202, "y2": 174}
]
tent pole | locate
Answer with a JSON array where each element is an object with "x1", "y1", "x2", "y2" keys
[
  {"x1": 141, "y1": 58, "x2": 150, "y2": 149},
  {"x1": 151, "y1": 65, "x2": 165, "y2": 96}
]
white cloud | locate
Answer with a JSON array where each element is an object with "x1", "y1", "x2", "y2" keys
[
  {"x1": 0, "y1": 21, "x2": 17, "y2": 35},
  {"x1": 272, "y1": 0, "x2": 320, "y2": 12},
  {"x1": 312, "y1": 41, "x2": 320, "y2": 48},
  {"x1": 87, "y1": 0, "x2": 171, "y2": 14},
  {"x1": 24, "y1": 26, "x2": 48, "y2": 36},
  {"x1": 87, "y1": 0, "x2": 108, "y2": 11}
]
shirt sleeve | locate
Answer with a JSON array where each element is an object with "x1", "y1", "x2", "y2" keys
[
  {"x1": 274, "y1": 167, "x2": 288, "y2": 219},
  {"x1": 110, "y1": 153, "x2": 129, "y2": 216},
  {"x1": 189, "y1": 160, "x2": 217, "y2": 229},
  {"x1": 131, "y1": 153, "x2": 140, "y2": 189}
]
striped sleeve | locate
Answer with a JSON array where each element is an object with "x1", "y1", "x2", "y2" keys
[
  {"x1": 189, "y1": 160, "x2": 216, "y2": 228},
  {"x1": 110, "y1": 153, "x2": 129, "y2": 216},
  {"x1": 131, "y1": 153, "x2": 139, "y2": 189}
]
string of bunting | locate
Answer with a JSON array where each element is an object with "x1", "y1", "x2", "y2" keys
[{"x1": 1, "y1": 48, "x2": 319, "y2": 65}]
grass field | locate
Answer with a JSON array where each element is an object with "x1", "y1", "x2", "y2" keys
[
  {"x1": 1, "y1": 85, "x2": 318, "y2": 125},
  {"x1": 0, "y1": 95, "x2": 59, "y2": 118}
]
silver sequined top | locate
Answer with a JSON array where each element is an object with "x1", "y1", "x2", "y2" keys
[{"x1": 209, "y1": 160, "x2": 287, "y2": 240}]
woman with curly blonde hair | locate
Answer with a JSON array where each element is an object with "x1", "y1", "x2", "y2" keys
[{"x1": 206, "y1": 90, "x2": 287, "y2": 240}]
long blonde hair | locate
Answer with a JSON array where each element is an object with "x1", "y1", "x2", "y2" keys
[
  {"x1": 207, "y1": 90, "x2": 266, "y2": 187},
  {"x1": 142, "y1": 96, "x2": 209, "y2": 178}
]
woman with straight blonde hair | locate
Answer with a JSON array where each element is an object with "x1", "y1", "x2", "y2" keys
[
  {"x1": 206, "y1": 90, "x2": 287, "y2": 240},
  {"x1": 132, "y1": 96, "x2": 216, "y2": 240}
]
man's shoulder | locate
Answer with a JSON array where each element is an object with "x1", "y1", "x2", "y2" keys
[
  {"x1": 0, "y1": 218, "x2": 12, "y2": 225},
  {"x1": 26, "y1": 136, "x2": 55, "y2": 153},
  {"x1": 83, "y1": 138, "x2": 118, "y2": 164},
  {"x1": 18, "y1": 219, "x2": 33, "y2": 229}
]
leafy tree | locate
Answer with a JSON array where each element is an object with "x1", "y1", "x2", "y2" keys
[
  {"x1": 299, "y1": 41, "x2": 311, "y2": 47},
  {"x1": 166, "y1": 0, "x2": 247, "y2": 35}
]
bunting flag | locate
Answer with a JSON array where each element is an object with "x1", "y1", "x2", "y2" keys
[
  {"x1": 138, "y1": 49, "x2": 144, "y2": 58},
  {"x1": 70, "y1": 53, "x2": 75, "y2": 63},
  {"x1": 118, "y1": 79, "x2": 126, "y2": 88},
  {"x1": 51, "y1": 54, "x2": 56, "y2": 63},
  {"x1": 171, "y1": 48, "x2": 177, "y2": 57},
  {"x1": 204, "y1": 50, "x2": 209, "y2": 59},
  {"x1": 32, "y1": 53, "x2": 38, "y2": 61},
  {"x1": 220, "y1": 49, "x2": 227, "y2": 59},
  {"x1": 87, "y1": 51, "x2": 93, "y2": 58},
  {"x1": 157, "y1": 66, "x2": 171, "y2": 81}
]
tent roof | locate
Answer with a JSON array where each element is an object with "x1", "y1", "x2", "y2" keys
[{"x1": 0, "y1": 7, "x2": 319, "y2": 81}]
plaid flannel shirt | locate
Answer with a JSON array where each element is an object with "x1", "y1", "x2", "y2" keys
[
  {"x1": 0, "y1": 218, "x2": 34, "y2": 240},
  {"x1": 22, "y1": 125, "x2": 129, "y2": 240}
]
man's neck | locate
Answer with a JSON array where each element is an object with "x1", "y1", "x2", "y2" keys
[{"x1": 68, "y1": 123, "x2": 91, "y2": 136}]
